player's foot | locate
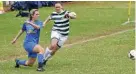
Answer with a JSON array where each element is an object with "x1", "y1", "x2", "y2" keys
[
  {"x1": 43, "y1": 60, "x2": 48, "y2": 66},
  {"x1": 37, "y1": 67, "x2": 45, "y2": 72},
  {"x1": 37, "y1": 62, "x2": 45, "y2": 72},
  {"x1": 15, "y1": 59, "x2": 20, "y2": 68}
]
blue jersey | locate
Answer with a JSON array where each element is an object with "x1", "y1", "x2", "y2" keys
[{"x1": 22, "y1": 20, "x2": 43, "y2": 44}]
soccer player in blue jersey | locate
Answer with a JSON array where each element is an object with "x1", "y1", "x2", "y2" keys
[{"x1": 12, "y1": 9, "x2": 45, "y2": 71}]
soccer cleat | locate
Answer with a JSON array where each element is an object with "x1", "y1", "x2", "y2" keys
[
  {"x1": 15, "y1": 59, "x2": 20, "y2": 68},
  {"x1": 37, "y1": 62, "x2": 45, "y2": 72},
  {"x1": 37, "y1": 67, "x2": 45, "y2": 72},
  {"x1": 43, "y1": 60, "x2": 48, "y2": 66}
]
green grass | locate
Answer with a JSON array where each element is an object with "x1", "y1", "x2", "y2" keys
[
  {"x1": 0, "y1": 1, "x2": 135, "y2": 74},
  {"x1": 0, "y1": 28, "x2": 134, "y2": 74}
]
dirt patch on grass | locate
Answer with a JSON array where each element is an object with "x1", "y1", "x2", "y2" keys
[{"x1": 65, "y1": 25, "x2": 134, "y2": 45}]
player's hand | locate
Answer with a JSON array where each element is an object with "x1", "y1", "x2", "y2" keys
[
  {"x1": 11, "y1": 38, "x2": 17, "y2": 44},
  {"x1": 25, "y1": 21, "x2": 30, "y2": 24},
  {"x1": 64, "y1": 13, "x2": 69, "y2": 18},
  {"x1": 25, "y1": 21, "x2": 32, "y2": 25}
]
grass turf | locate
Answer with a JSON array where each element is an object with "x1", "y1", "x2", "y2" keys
[{"x1": 0, "y1": 1, "x2": 135, "y2": 74}]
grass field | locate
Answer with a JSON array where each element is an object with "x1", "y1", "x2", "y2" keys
[{"x1": 0, "y1": 1, "x2": 135, "y2": 74}]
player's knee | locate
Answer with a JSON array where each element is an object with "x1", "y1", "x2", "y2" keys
[
  {"x1": 52, "y1": 49, "x2": 57, "y2": 54},
  {"x1": 27, "y1": 59, "x2": 36, "y2": 66},
  {"x1": 25, "y1": 61, "x2": 33, "y2": 66},
  {"x1": 38, "y1": 49, "x2": 44, "y2": 54},
  {"x1": 37, "y1": 45, "x2": 44, "y2": 54},
  {"x1": 28, "y1": 63, "x2": 34, "y2": 66}
]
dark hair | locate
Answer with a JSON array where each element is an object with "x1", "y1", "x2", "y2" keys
[{"x1": 29, "y1": 9, "x2": 38, "y2": 20}]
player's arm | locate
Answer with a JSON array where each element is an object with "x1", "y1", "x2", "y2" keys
[
  {"x1": 43, "y1": 16, "x2": 51, "y2": 28},
  {"x1": 26, "y1": 21, "x2": 40, "y2": 29},
  {"x1": 11, "y1": 30, "x2": 24, "y2": 44}
]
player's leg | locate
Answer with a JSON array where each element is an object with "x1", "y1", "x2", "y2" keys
[
  {"x1": 43, "y1": 38, "x2": 59, "y2": 66},
  {"x1": 43, "y1": 31, "x2": 60, "y2": 63},
  {"x1": 50, "y1": 38, "x2": 60, "y2": 55},
  {"x1": 15, "y1": 42, "x2": 37, "y2": 68},
  {"x1": 15, "y1": 59, "x2": 27, "y2": 68},
  {"x1": 15, "y1": 54, "x2": 37, "y2": 68},
  {"x1": 43, "y1": 33, "x2": 68, "y2": 65},
  {"x1": 50, "y1": 35, "x2": 68, "y2": 56},
  {"x1": 33, "y1": 44, "x2": 45, "y2": 71},
  {"x1": 49, "y1": 35, "x2": 68, "y2": 57},
  {"x1": 15, "y1": 42, "x2": 45, "y2": 71},
  {"x1": 46, "y1": 38, "x2": 59, "y2": 58},
  {"x1": 26, "y1": 58, "x2": 36, "y2": 66},
  {"x1": 25, "y1": 52, "x2": 37, "y2": 66}
]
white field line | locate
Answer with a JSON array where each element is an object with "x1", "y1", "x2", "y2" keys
[
  {"x1": 121, "y1": 20, "x2": 135, "y2": 25},
  {"x1": 63, "y1": 29, "x2": 134, "y2": 48},
  {"x1": 0, "y1": 29, "x2": 134, "y2": 63}
]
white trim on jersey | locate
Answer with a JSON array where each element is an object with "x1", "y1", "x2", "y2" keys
[
  {"x1": 54, "y1": 22, "x2": 69, "y2": 26},
  {"x1": 54, "y1": 18, "x2": 69, "y2": 22},
  {"x1": 59, "y1": 31, "x2": 69, "y2": 34},
  {"x1": 52, "y1": 15, "x2": 65, "y2": 19},
  {"x1": 53, "y1": 26, "x2": 69, "y2": 30}
]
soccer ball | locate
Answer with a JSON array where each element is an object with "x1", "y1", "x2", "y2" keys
[
  {"x1": 68, "y1": 12, "x2": 76, "y2": 19},
  {"x1": 128, "y1": 50, "x2": 136, "y2": 60}
]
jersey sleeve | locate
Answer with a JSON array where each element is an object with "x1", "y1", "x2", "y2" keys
[
  {"x1": 49, "y1": 13, "x2": 53, "y2": 20},
  {"x1": 39, "y1": 21, "x2": 43, "y2": 29},
  {"x1": 22, "y1": 23, "x2": 26, "y2": 31},
  {"x1": 49, "y1": 12, "x2": 57, "y2": 20}
]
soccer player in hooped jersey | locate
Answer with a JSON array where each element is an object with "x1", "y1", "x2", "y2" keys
[
  {"x1": 43, "y1": 2, "x2": 76, "y2": 66},
  {"x1": 12, "y1": 9, "x2": 45, "y2": 71}
]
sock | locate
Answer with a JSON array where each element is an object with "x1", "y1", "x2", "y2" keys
[
  {"x1": 44, "y1": 47, "x2": 52, "y2": 60},
  {"x1": 18, "y1": 60, "x2": 26, "y2": 66},
  {"x1": 44, "y1": 53, "x2": 52, "y2": 61},
  {"x1": 38, "y1": 54, "x2": 44, "y2": 63}
]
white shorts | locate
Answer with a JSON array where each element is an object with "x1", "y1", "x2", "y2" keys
[{"x1": 51, "y1": 30, "x2": 68, "y2": 47}]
